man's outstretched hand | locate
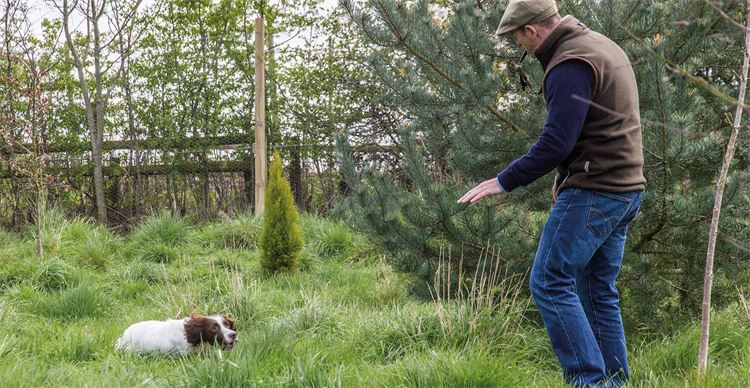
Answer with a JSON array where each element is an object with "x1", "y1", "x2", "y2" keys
[{"x1": 457, "y1": 178, "x2": 503, "y2": 204}]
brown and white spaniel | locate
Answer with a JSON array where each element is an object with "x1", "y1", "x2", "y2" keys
[{"x1": 115, "y1": 313, "x2": 237, "y2": 354}]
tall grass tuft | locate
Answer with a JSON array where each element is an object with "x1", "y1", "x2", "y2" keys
[
  {"x1": 221, "y1": 274, "x2": 260, "y2": 322},
  {"x1": 350, "y1": 304, "x2": 442, "y2": 363},
  {"x1": 51, "y1": 325, "x2": 102, "y2": 363},
  {"x1": 739, "y1": 288, "x2": 750, "y2": 320},
  {"x1": 75, "y1": 229, "x2": 119, "y2": 270},
  {"x1": 301, "y1": 216, "x2": 356, "y2": 259},
  {"x1": 270, "y1": 289, "x2": 337, "y2": 335},
  {"x1": 0, "y1": 228, "x2": 17, "y2": 247},
  {"x1": 0, "y1": 256, "x2": 34, "y2": 290},
  {"x1": 60, "y1": 217, "x2": 98, "y2": 245},
  {"x1": 429, "y1": 244, "x2": 531, "y2": 349},
  {"x1": 122, "y1": 261, "x2": 168, "y2": 284},
  {"x1": 129, "y1": 213, "x2": 191, "y2": 248},
  {"x1": 34, "y1": 258, "x2": 73, "y2": 292},
  {"x1": 32, "y1": 207, "x2": 68, "y2": 257},
  {"x1": 34, "y1": 285, "x2": 111, "y2": 320},
  {"x1": 137, "y1": 241, "x2": 179, "y2": 263},
  {"x1": 197, "y1": 213, "x2": 260, "y2": 250},
  {"x1": 315, "y1": 222, "x2": 354, "y2": 258},
  {"x1": 374, "y1": 349, "x2": 534, "y2": 387},
  {"x1": 281, "y1": 353, "x2": 334, "y2": 387},
  {"x1": 632, "y1": 304, "x2": 750, "y2": 381},
  {"x1": 179, "y1": 328, "x2": 290, "y2": 387},
  {"x1": 127, "y1": 213, "x2": 190, "y2": 262}
]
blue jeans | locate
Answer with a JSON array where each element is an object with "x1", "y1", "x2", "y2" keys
[{"x1": 530, "y1": 188, "x2": 642, "y2": 387}]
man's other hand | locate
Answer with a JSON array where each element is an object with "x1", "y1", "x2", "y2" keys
[{"x1": 458, "y1": 178, "x2": 503, "y2": 204}]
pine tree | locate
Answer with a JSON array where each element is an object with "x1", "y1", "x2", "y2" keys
[
  {"x1": 338, "y1": 0, "x2": 750, "y2": 331},
  {"x1": 259, "y1": 152, "x2": 304, "y2": 274}
]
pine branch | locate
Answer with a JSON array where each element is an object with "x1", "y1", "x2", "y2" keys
[
  {"x1": 345, "y1": 0, "x2": 523, "y2": 133},
  {"x1": 591, "y1": 0, "x2": 750, "y2": 112}
]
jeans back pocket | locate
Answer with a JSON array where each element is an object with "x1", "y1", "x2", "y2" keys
[{"x1": 587, "y1": 191, "x2": 633, "y2": 238}]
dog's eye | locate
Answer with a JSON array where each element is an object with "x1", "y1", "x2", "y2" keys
[{"x1": 212, "y1": 323, "x2": 219, "y2": 332}]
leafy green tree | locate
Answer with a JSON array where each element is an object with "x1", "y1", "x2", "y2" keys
[
  {"x1": 131, "y1": 0, "x2": 334, "y2": 215},
  {"x1": 274, "y1": 3, "x2": 398, "y2": 212},
  {"x1": 259, "y1": 151, "x2": 304, "y2": 274}
]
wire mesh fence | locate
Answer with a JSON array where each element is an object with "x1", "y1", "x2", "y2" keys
[
  {"x1": 2, "y1": 139, "x2": 231, "y2": 229},
  {"x1": 0, "y1": 132, "x2": 395, "y2": 230}
]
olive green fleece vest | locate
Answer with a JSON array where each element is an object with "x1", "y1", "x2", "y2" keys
[{"x1": 534, "y1": 16, "x2": 646, "y2": 193}]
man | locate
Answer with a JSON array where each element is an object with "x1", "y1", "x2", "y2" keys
[{"x1": 458, "y1": 0, "x2": 645, "y2": 386}]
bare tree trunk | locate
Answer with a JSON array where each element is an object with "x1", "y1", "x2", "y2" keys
[
  {"x1": 167, "y1": 173, "x2": 176, "y2": 215},
  {"x1": 697, "y1": 0, "x2": 750, "y2": 375},
  {"x1": 60, "y1": 0, "x2": 107, "y2": 225},
  {"x1": 196, "y1": 6, "x2": 225, "y2": 220},
  {"x1": 2, "y1": 0, "x2": 23, "y2": 230},
  {"x1": 29, "y1": 58, "x2": 45, "y2": 259},
  {"x1": 243, "y1": 153, "x2": 254, "y2": 209},
  {"x1": 4, "y1": 1, "x2": 52, "y2": 243},
  {"x1": 289, "y1": 140, "x2": 304, "y2": 210},
  {"x1": 113, "y1": 0, "x2": 143, "y2": 221},
  {"x1": 91, "y1": 0, "x2": 108, "y2": 225}
]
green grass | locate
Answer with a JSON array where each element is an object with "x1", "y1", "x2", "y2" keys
[
  {"x1": 1, "y1": 213, "x2": 750, "y2": 387},
  {"x1": 195, "y1": 213, "x2": 260, "y2": 251},
  {"x1": 34, "y1": 258, "x2": 73, "y2": 292}
]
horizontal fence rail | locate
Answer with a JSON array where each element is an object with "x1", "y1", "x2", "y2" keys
[
  {"x1": 1, "y1": 135, "x2": 251, "y2": 154},
  {"x1": 1, "y1": 137, "x2": 396, "y2": 154}
]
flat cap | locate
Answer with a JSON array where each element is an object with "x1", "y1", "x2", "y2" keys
[{"x1": 494, "y1": 0, "x2": 558, "y2": 36}]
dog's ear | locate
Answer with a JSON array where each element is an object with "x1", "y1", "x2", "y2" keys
[
  {"x1": 185, "y1": 315, "x2": 207, "y2": 345},
  {"x1": 185, "y1": 314, "x2": 222, "y2": 345}
]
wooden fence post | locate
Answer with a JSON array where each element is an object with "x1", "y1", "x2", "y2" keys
[{"x1": 254, "y1": 16, "x2": 267, "y2": 214}]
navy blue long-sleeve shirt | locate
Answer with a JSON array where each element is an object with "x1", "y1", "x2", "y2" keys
[{"x1": 496, "y1": 60, "x2": 594, "y2": 192}]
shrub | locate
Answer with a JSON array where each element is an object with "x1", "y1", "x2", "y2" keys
[{"x1": 258, "y1": 152, "x2": 304, "y2": 274}]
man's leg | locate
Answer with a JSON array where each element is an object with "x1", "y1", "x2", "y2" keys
[
  {"x1": 577, "y1": 192, "x2": 642, "y2": 386},
  {"x1": 530, "y1": 188, "x2": 608, "y2": 386}
]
